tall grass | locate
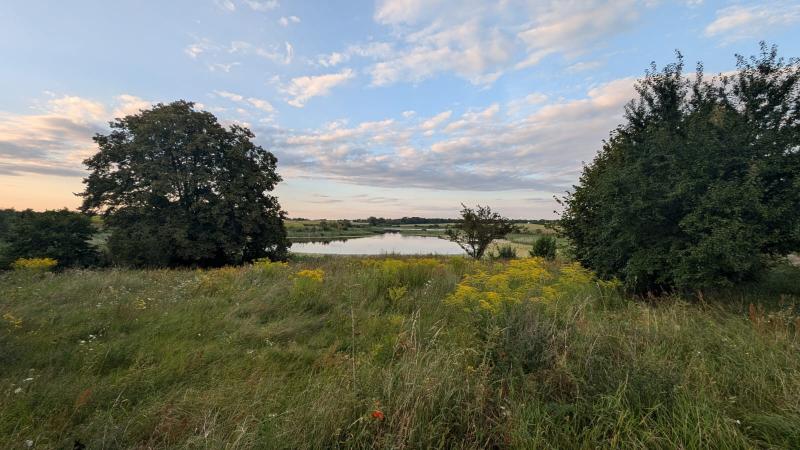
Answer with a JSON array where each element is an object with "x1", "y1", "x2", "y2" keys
[{"x1": 1, "y1": 257, "x2": 799, "y2": 448}]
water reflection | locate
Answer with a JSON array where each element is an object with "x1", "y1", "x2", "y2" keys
[{"x1": 291, "y1": 233, "x2": 464, "y2": 255}]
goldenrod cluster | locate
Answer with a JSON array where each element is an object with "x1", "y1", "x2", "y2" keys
[
  {"x1": 445, "y1": 258, "x2": 615, "y2": 313},
  {"x1": 295, "y1": 269, "x2": 325, "y2": 283},
  {"x1": 11, "y1": 257, "x2": 58, "y2": 271},
  {"x1": 252, "y1": 258, "x2": 289, "y2": 275}
]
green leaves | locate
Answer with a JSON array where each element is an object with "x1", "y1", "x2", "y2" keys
[
  {"x1": 80, "y1": 101, "x2": 289, "y2": 267},
  {"x1": 560, "y1": 43, "x2": 800, "y2": 293},
  {"x1": 0, "y1": 209, "x2": 99, "y2": 269},
  {"x1": 446, "y1": 204, "x2": 516, "y2": 259}
]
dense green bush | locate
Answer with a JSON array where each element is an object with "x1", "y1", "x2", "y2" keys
[
  {"x1": 530, "y1": 235, "x2": 557, "y2": 260},
  {"x1": 0, "y1": 209, "x2": 99, "y2": 269},
  {"x1": 560, "y1": 44, "x2": 800, "y2": 293},
  {"x1": 494, "y1": 244, "x2": 517, "y2": 259}
]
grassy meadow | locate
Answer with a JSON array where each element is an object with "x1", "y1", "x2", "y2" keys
[{"x1": 2, "y1": 256, "x2": 800, "y2": 449}]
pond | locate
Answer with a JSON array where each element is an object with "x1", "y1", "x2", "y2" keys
[{"x1": 290, "y1": 233, "x2": 464, "y2": 255}]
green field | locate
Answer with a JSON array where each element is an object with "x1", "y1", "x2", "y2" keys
[{"x1": 2, "y1": 256, "x2": 800, "y2": 448}]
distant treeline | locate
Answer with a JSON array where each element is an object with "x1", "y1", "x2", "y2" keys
[{"x1": 290, "y1": 217, "x2": 558, "y2": 226}]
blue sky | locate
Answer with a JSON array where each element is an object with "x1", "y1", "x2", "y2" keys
[{"x1": 1, "y1": 0, "x2": 799, "y2": 218}]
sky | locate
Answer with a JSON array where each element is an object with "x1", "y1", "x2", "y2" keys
[{"x1": 1, "y1": 0, "x2": 799, "y2": 219}]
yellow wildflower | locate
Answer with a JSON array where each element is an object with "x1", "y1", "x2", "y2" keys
[{"x1": 11, "y1": 257, "x2": 57, "y2": 271}]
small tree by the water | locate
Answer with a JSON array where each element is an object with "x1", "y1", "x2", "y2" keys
[
  {"x1": 446, "y1": 204, "x2": 516, "y2": 259},
  {"x1": 530, "y1": 235, "x2": 557, "y2": 260}
]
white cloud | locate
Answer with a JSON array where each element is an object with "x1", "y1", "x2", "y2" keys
[
  {"x1": 185, "y1": 38, "x2": 216, "y2": 59},
  {"x1": 279, "y1": 15, "x2": 301, "y2": 27},
  {"x1": 0, "y1": 93, "x2": 156, "y2": 178},
  {"x1": 246, "y1": 98, "x2": 275, "y2": 113},
  {"x1": 443, "y1": 103, "x2": 499, "y2": 133},
  {"x1": 566, "y1": 60, "x2": 604, "y2": 73},
  {"x1": 267, "y1": 77, "x2": 638, "y2": 192},
  {"x1": 112, "y1": 95, "x2": 152, "y2": 118},
  {"x1": 214, "y1": 90, "x2": 275, "y2": 113},
  {"x1": 420, "y1": 110, "x2": 452, "y2": 134},
  {"x1": 47, "y1": 96, "x2": 107, "y2": 123},
  {"x1": 282, "y1": 68, "x2": 355, "y2": 107},
  {"x1": 318, "y1": 52, "x2": 347, "y2": 67},
  {"x1": 229, "y1": 40, "x2": 294, "y2": 64},
  {"x1": 369, "y1": 20, "x2": 513, "y2": 86},
  {"x1": 516, "y1": 0, "x2": 639, "y2": 68},
  {"x1": 208, "y1": 62, "x2": 241, "y2": 72},
  {"x1": 351, "y1": 0, "x2": 649, "y2": 86},
  {"x1": 705, "y1": 2, "x2": 800, "y2": 43},
  {"x1": 506, "y1": 93, "x2": 548, "y2": 116},
  {"x1": 244, "y1": 0, "x2": 279, "y2": 11},
  {"x1": 214, "y1": 0, "x2": 236, "y2": 12}
]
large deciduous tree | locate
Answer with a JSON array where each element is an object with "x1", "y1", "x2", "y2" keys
[
  {"x1": 80, "y1": 101, "x2": 289, "y2": 267},
  {"x1": 446, "y1": 204, "x2": 516, "y2": 259},
  {"x1": 559, "y1": 44, "x2": 800, "y2": 293}
]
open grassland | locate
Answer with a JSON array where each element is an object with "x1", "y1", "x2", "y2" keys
[{"x1": 2, "y1": 257, "x2": 800, "y2": 449}]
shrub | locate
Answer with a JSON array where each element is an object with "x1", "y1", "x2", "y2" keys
[
  {"x1": 11, "y1": 257, "x2": 58, "y2": 272},
  {"x1": 1, "y1": 209, "x2": 99, "y2": 269},
  {"x1": 530, "y1": 236, "x2": 557, "y2": 260},
  {"x1": 494, "y1": 244, "x2": 517, "y2": 260},
  {"x1": 559, "y1": 44, "x2": 800, "y2": 292}
]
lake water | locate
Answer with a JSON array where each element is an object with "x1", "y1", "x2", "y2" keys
[{"x1": 291, "y1": 233, "x2": 464, "y2": 255}]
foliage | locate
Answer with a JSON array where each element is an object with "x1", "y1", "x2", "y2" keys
[
  {"x1": 445, "y1": 258, "x2": 616, "y2": 314},
  {"x1": 251, "y1": 258, "x2": 289, "y2": 276},
  {"x1": 79, "y1": 100, "x2": 289, "y2": 268},
  {"x1": 493, "y1": 244, "x2": 517, "y2": 259},
  {"x1": 11, "y1": 257, "x2": 58, "y2": 272},
  {"x1": 445, "y1": 204, "x2": 517, "y2": 259},
  {"x1": 1, "y1": 257, "x2": 798, "y2": 448},
  {"x1": 530, "y1": 235, "x2": 557, "y2": 260},
  {"x1": 560, "y1": 43, "x2": 800, "y2": 293},
  {"x1": 0, "y1": 209, "x2": 99, "y2": 269},
  {"x1": 360, "y1": 257, "x2": 444, "y2": 291},
  {"x1": 295, "y1": 268, "x2": 325, "y2": 283},
  {"x1": 387, "y1": 285, "x2": 408, "y2": 302}
]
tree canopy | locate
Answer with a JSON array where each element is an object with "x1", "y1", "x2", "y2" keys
[
  {"x1": 80, "y1": 100, "x2": 288, "y2": 267},
  {"x1": 559, "y1": 43, "x2": 800, "y2": 293},
  {"x1": 0, "y1": 209, "x2": 99, "y2": 269},
  {"x1": 446, "y1": 204, "x2": 516, "y2": 259}
]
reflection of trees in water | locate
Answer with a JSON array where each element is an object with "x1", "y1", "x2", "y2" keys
[{"x1": 290, "y1": 237, "x2": 351, "y2": 245}]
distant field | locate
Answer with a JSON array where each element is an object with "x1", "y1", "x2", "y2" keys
[
  {"x1": 286, "y1": 221, "x2": 558, "y2": 256},
  {"x1": 2, "y1": 257, "x2": 799, "y2": 448}
]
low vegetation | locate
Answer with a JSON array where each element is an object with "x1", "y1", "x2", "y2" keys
[{"x1": 2, "y1": 256, "x2": 799, "y2": 448}]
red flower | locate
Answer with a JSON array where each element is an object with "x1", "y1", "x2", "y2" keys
[{"x1": 371, "y1": 410, "x2": 385, "y2": 420}]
